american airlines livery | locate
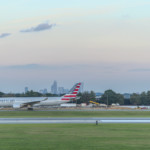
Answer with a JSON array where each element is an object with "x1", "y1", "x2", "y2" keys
[{"x1": 0, "y1": 82, "x2": 82, "y2": 110}]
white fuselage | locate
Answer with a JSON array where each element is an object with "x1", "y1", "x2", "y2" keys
[{"x1": 0, "y1": 97, "x2": 69, "y2": 107}]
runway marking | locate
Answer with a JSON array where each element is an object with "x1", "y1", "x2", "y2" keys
[{"x1": 0, "y1": 118, "x2": 150, "y2": 124}]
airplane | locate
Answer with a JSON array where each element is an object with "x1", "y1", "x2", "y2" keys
[{"x1": 0, "y1": 82, "x2": 82, "y2": 110}]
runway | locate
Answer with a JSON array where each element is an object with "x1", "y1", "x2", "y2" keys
[{"x1": 1, "y1": 117, "x2": 150, "y2": 124}]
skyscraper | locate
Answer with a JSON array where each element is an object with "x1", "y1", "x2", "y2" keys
[
  {"x1": 39, "y1": 88, "x2": 48, "y2": 94},
  {"x1": 58, "y1": 87, "x2": 65, "y2": 94},
  {"x1": 25, "y1": 87, "x2": 28, "y2": 93},
  {"x1": 43, "y1": 88, "x2": 48, "y2": 94},
  {"x1": 51, "y1": 81, "x2": 57, "y2": 94}
]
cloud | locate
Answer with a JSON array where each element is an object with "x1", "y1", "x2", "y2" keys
[
  {"x1": 0, "y1": 64, "x2": 90, "y2": 71},
  {"x1": 0, "y1": 33, "x2": 11, "y2": 38},
  {"x1": 20, "y1": 23, "x2": 56, "y2": 33},
  {"x1": 6, "y1": 64, "x2": 40, "y2": 70},
  {"x1": 129, "y1": 68, "x2": 150, "y2": 72}
]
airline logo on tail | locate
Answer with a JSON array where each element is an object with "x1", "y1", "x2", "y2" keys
[{"x1": 61, "y1": 83, "x2": 81, "y2": 100}]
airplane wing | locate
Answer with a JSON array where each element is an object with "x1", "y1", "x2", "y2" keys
[{"x1": 13, "y1": 98, "x2": 48, "y2": 108}]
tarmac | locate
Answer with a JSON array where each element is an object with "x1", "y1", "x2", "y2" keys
[{"x1": 1, "y1": 117, "x2": 150, "y2": 124}]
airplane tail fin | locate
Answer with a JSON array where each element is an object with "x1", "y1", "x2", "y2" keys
[{"x1": 61, "y1": 82, "x2": 82, "y2": 101}]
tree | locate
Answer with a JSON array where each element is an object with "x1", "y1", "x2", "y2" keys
[
  {"x1": 116, "y1": 94, "x2": 124, "y2": 105},
  {"x1": 0, "y1": 92, "x2": 4, "y2": 97},
  {"x1": 90, "y1": 91, "x2": 96, "y2": 101},
  {"x1": 100, "y1": 90, "x2": 124, "y2": 105},
  {"x1": 140, "y1": 92, "x2": 148, "y2": 105},
  {"x1": 77, "y1": 91, "x2": 96, "y2": 104},
  {"x1": 130, "y1": 93, "x2": 141, "y2": 105},
  {"x1": 25, "y1": 90, "x2": 43, "y2": 97},
  {"x1": 145, "y1": 91, "x2": 150, "y2": 105}
]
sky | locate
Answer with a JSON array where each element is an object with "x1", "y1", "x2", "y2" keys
[{"x1": 0, "y1": 0, "x2": 150, "y2": 93}]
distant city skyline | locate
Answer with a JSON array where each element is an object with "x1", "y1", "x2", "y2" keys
[
  {"x1": 1, "y1": 80, "x2": 149, "y2": 94},
  {"x1": 23, "y1": 81, "x2": 70, "y2": 95},
  {"x1": 0, "y1": 0, "x2": 150, "y2": 93}
]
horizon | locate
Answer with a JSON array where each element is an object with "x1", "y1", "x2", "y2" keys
[{"x1": 0, "y1": 80, "x2": 149, "y2": 94}]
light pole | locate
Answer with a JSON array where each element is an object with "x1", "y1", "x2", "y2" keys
[{"x1": 107, "y1": 95, "x2": 108, "y2": 109}]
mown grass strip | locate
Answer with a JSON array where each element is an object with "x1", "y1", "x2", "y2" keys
[
  {"x1": 0, "y1": 123, "x2": 150, "y2": 150},
  {"x1": 0, "y1": 111, "x2": 150, "y2": 118}
]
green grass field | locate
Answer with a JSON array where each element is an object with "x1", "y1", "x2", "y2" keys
[
  {"x1": 0, "y1": 111, "x2": 150, "y2": 118},
  {"x1": 0, "y1": 123, "x2": 150, "y2": 150}
]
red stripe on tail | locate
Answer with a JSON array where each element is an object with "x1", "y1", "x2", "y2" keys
[
  {"x1": 73, "y1": 92, "x2": 78, "y2": 94},
  {"x1": 74, "y1": 89, "x2": 79, "y2": 91},
  {"x1": 64, "y1": 95, "x2": 76, "y2": 98},
  {"x1": 61, "y1": 98, "x2": 70, "y2": 100}
]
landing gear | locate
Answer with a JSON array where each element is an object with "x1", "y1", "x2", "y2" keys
[
  {"x1": 27, "y1": 104, "x2": 33, "y2": 111},
  {"x1": 27, "y1": 107, "x2": 33, "y2": 111}
]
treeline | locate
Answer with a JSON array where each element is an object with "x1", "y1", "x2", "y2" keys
[
  {"x1": 0, "y1": 90, "x2": 58, "y2": 97},
  {"x1": 101, "y1": 90, "x2": 150, "y2": 105},
  {"x1": 129, "y1": 92, "x2": 150, "y2": 105},
  {"x1": 77, "y1": 90, "x2": 150, "y2": 105}
]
